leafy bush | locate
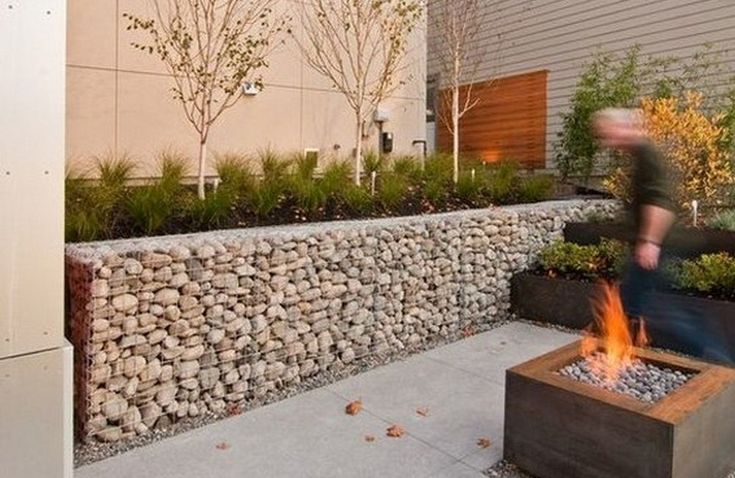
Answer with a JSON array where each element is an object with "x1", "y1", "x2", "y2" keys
[
  {"x1": 538, "y1": 242, "x2": 601, "y2": 276},
  {"x1": 605, "y1": 91, "x2": 735, "y2": 209},
  {"x1": 676, "y1": 253, "x2": 735, "y2": 296},
  {"x1": 556, "y1": 44, "x2": 735, "y2": 183},
  {"x1": 321, "y1": 160, "x2": 352, "y2": 199},
  {"x1": 707, "y1": 209, "x2": 735, "y2": 231},
  {"x1": 518, "y1": 175, "x2": 555, "y2": 203},
  {"x1": 391, "y1": 155, "x2": 422, "y2": 183},
  {"x1": 422, "y1": 153, "x2": 453, "y2": 184},
  {"x1": 538, "y1": 239, "x2": 628, "y2": 278}
]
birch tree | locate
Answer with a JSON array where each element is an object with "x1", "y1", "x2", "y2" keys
[
  {"x1": 297, "y1": 0, "x2": 423, "y2": 186},
  {"x1": 430, "y1": 0, "x2": 495, "y2": 183},
  {"x1": 124, "y1": 0, "x2": 288, "y2": 199}
]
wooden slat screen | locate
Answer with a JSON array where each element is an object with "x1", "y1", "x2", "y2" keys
[{"x1": 436, "y1": 70, "x2": 548, "y2": 168}]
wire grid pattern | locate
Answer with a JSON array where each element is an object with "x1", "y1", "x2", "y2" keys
[{"x1": 65, "y1": 200, "x2": 618, "y2": 443}]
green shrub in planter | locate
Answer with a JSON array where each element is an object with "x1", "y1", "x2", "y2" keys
[
  {"x1": 538, "y1": 238, "x2": 628, "y2": 278},
  {"x1": 363, "y1": 150, "x2": 385, "y2": 177},
  {"x1": 518, "y1": 175, "x2": 554, "y2": 203},
  {"x1": 677, "y1": 253, "x2": 735, "y2": 295},
  {"x1": 189, "y1": 187, "x2": 236, "y2": 228},
  {"x1": 391, "y1": 155, "x2": 422, "y2": 184},
  {"x1": 215, "y1": 153, "x2": 254, "y2": 198},
  {"x1": 456, "y1": 171, "x2": 482, "y2": 202},
  {"x1": 377, "y1": 173, "x2": 408, "y2": 210},
  {"x1": 341, "y1": 184, "x2": 373, "y2": 214},
  {"x1": 707, "y1": 209, "x2": 735, "y2": 231},
  {"x1": 127, "y1": 154, "x2": 189, "y2": 235},
  {"x1": 538, "y1": 241, "x2": 601, "y2": 276},
  {"x1": 486, "y1": 160, "x2": 519, "y2": 203}
]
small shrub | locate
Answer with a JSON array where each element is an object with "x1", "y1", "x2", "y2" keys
[
  {"x1": 96, "y1": 153, "x2": 136, "y2": 190},
  {"x1": 539, "y1": 242, "x2": 600, "y2": 276},
  {"x1": 456, "y1": 171, "x2": 481, "y2": 202},
  {"x1": 377, "y1": 173, "x2": 408, "y2": 210},
  {"x1": 293, "y1": 152, "x2": 318, "y2": 180},
  {"x1": 258, "y1": 148, "x2": 291, "y2": 184},
  {"x1": 423, "y1": 153, "x2": 453, "y2": 184},
  {"x1": 189, "y1": 187, "x2": 236, "y2": 228},
  {"x1": 249, "y1": 182, "x2": 284, "y2": 218},
  {"x1": 363, "y1": 150, "x2": 384, "y2": 177},
  {"x1": 215, "y1": 153, "x2": 253, "y2": 196},
  {"x1": 126, "y1": 154, "x2": 189, "y2": 235},
  {"x1": 486, "y1": 160, "x2": 519, "y2": 203},
  {"x1": 707, "y1": 209, "x2": 735, "y2": 231},
  {"x1": 518, "y1": 175, "x2": 554, "y2": 203},
  {"x1": 538, "y1": 239, "x2": 628, "y2": 278},
  {"x1": 391, "y1": 156, "x2": 422, "y2": 183},
  {"x1": 341, "y1": 184, "x2": 373, "y2": 214},
  {"x1": 676, "y1": 253, "x2": 735, "y2": 295},
  {"x1": 290, "y1": 175, "x2": 326, "y2": 215},
  {"x1": 321, "y1": 160, "x2": 352, "y2": 198},
  {"x1": 423, "y1": 178, "x2": 446, "y2": 205}
]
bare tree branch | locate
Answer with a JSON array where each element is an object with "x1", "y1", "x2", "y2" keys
[{"x1": 124, "y1": 0, "x2": 289, "y2": 198}]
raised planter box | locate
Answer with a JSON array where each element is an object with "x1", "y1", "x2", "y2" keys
[
  {"x1": 504, "y1": 340, "x2": 735, "y2": 478},
  {"x1": 511, "y1": 272, "x2": 735, "y2": 358},
  {"x1": 564, "y1": 222, "x2": 735, "y2": 258}
]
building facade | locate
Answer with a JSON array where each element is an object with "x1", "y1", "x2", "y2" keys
[
  {"x1": 428, "y1": 0, "x2": 735, "y2": 169},
  {"x1": 66, "y1": 0, "x2": 427, "y2": 177}
]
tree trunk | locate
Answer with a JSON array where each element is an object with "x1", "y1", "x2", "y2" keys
[
  {"x1": 354, "y1": 114, "x2": 363, "y2": 186},
  {"x1": 452, "y1": 86, "x2": 460, "y2": 184},
  {"x1": 197, "y1": 138, "x2": 207, "y2": 200}
]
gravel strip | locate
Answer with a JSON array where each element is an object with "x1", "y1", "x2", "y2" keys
[
  {"x1": 485, "y1": 461, "x2": 535, "y2": 477},
  {"x1": 74, "y1": 319, "x2": 511, "y2": 467}
]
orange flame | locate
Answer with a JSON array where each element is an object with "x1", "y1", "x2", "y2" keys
[{"x1": 580, "y1": 283, "x2": 648, "y2": 382}]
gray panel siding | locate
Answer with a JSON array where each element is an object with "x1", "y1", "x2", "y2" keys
[{"x1": 428, "y1": 0, "x2": 735, "y2": 168}]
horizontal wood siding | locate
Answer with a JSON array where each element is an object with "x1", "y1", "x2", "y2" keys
[
  {"x1": 428, "y1": 0, "x2": 735, "y2": 168},
  {"x1": 436, "y1": 71, "x2": 547, "y2": 168}
]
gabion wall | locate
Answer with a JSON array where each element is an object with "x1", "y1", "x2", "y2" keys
[{"x1": 65, "y1": 200, "x2": 617, "y2": 442}]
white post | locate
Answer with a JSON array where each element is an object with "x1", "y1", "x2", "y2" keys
[
  {"x1": 371, "y1": 171, "x2": 377, "y2": 196},
  {"x1": 0, "y1": 2, "x2": 73, "y2": 477},
  {"x1": 692, "y1": 200, "x2": 699, "y2": 228},
  {"x1": 471, "y1": 169, "x2": 476, "y2": 182}
]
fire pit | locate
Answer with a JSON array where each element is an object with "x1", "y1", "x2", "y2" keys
[{"x1": 504, "y1": 284, "x2": 735, "y2": 478}]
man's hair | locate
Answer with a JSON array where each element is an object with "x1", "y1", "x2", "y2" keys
[{"x1": 593, "y1": 108, "x2": 644, "y2": 128}]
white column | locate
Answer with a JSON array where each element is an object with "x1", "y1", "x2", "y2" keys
[{"x1": 0, "y1": 1, "x2": 72, "y2": 477}]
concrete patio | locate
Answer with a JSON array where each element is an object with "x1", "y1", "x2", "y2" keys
[{"x1": 76, "y1": 322, "x2": 578, "y2": 478}]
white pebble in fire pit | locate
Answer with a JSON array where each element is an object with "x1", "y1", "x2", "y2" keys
[{"x1": 558, "y1": 352, "x2": 695, "y2": 403}]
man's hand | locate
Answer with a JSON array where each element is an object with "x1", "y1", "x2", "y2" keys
[{"x1": 635, "y1": 242, "x2": 661, "y2": 270}]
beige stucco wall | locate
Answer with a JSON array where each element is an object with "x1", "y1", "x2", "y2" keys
[
  {"x1": 428, "y1": 0, "x2": 735, "y2": 168},
  {"x1": 67, "y1": 0, "x2": 427, "y2": 177}
]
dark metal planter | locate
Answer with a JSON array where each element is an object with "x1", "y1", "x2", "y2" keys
[
  {"x1": 564, "y1": 222, "x2": 735, "y2": 258},
  {"x1": 510, "y1": 272, "x2": 735, "y2": 359}
]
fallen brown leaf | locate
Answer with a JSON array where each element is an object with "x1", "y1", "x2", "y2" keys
[
  {"x1": 345, "y1": 400, "x2": 363, "y2": 416},
  {"x1": 416, "y1": 407, "x2": 430, "y2": 417},
  {"x1": 226, "y1": 403, "x2": 243, "y2": 417},
  {"x1": 216, "y1": 442, "x2": 231, "y2": 450},
  {"x1": 365, "y1": 435, "x2": 376, "y2": 443},
  {"x1": 477, "y1": 437, "x2": 492, "y2": 449},
  {"x1": 387, "y1": 425, "x2": 405, "y2": 438}
]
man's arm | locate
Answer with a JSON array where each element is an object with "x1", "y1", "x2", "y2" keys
[{"x1": 635, "y1": 204, "x2": 675, "y2": 269}]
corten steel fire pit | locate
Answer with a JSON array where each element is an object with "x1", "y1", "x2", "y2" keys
[{"x1": 503, "y1": 339, "x2": 735, "y2": 478}]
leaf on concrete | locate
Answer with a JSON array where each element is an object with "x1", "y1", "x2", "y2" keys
[
  {"x1": 477, "y1": 437, "x2": 492, "y2": 449},
  {"x1": 216, "y1": 442, "x2": 231, "y2": 450},
  {"x1": 345, "y1": 400, "x2": 363, "y2": 416},
  {"x1": 386, "y1": 425, "x2": 405, "y2": 438},
  {"x1": 416, "y1": 407, "x2": 430, "y2": 417},
  {"x1": 365, "y1": 435, "x2": 376, "y2": 443}
]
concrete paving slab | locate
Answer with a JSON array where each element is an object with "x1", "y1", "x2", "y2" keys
[
  {"x1": 426, "y1": 460, "x2": 489, "y2": 477},
  {"x1": 75, "y1": 388, "x2": 455, "y2": 478},
  {"x1": 75, "y1": 322, "x2": 578, "y2": 478},
  {"x1": 328, "y1": 354, "x2": 505, "y2": 464},
  {"x1": 423, "y1": 322, "x2": 578, "y2": 385}
]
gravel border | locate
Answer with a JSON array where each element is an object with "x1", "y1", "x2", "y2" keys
[
  {"x1": 74, "y1": 318, "x2": 513, "y2": 467},
  {"x1": 485, "y1": 461, "x2": 535, "y2": 477}
]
